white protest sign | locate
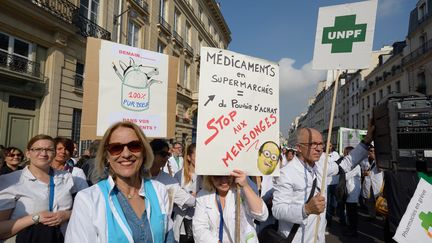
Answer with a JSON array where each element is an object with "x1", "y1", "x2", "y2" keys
[
  {"x1": 313, "y1": 0, "x2": 377, "y2": 70},
  {"x1": 394, "y1": 178, "x2": 432, "y2": 242},
  {"x1": 338, "y1": 127, "x2": 367, "y2": 153},
  {"x1": 196, "y1": 47, "x2": 280, "y2": 176},
  {"x1": 97, "y1": 40, "x2": 169, "y2": 137}
]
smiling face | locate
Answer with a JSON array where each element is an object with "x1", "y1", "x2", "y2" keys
[
  {"x1": 107, "y1": 127, "x2": 144, "y2": 180},
  {"x1": 5, "y1": 148, "x2": 23, "y2": 168},
  {"x1": 211, "y1": 176, "x2": 233, "y2": 194},
  {"x1": 257, "y1": 142, "x2": 280, "y2": 175}
]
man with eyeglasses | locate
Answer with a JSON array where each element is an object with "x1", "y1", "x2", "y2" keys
[
  {"x1": 272, "y1": 123, "x2": 374, "y2": 243},
  {"x1": 163, "y1": 142, "x2": 184, "y2": 177}
]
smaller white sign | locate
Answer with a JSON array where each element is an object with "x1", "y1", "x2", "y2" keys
[
  {"x1": 393, "y1": 178, "x2": 432, "y2": 242},
  {"x1": 338, "y1": 127, "x2": 367, "y2": 154},
  {"x1": 313, "y1": 0, "x2": 378, "y2": 70}
]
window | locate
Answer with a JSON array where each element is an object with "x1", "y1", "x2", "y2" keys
[
  {"x1": 159, "y1": 0, "x2": 167, "y2": 18},
  {"x1": 8, "y1": 95, "x2": 36, "y2": 110},
  {"x1": 386, "y1": 85, "x2": 391, "y2": 95},
  {"x1": 362, "y1": 98, "x2": 365, "y2": 110},
  {"x1": 379, "y1": 89, "x2": 383, "y2": 99},
  {"x1": 174, "y1": 8, "x2": 181, "y2": 33},
  {"x1": 75, "y1": 63, "x2": 84, "y2": 88},
  {"x1": 0, "y1": 32, "x2": 9, "y2": 51},
  {"x1": 157, "y1": 41, "x2": 166, "y2": 53},
  {"x1": 185, "y1": 22, "x2": 191, "y2": 44},
  {"x1": 373, "y1": 93, "x2": 376, "y2": 106},
  {"x1": 396, "y1": 81, "x2": 401, "y2": 93},
  {"x1": 417, "y1": 72, "x2": 426, "y2": 94},
  {"x1": 72, "y1": 109, "x2": 82, "y2": 144},
  {"x1": 184, "y1": 63, "x2": 190, "y2": 89},
  {"x1": 367, "y1": 96, "x2": 370, "y2": 108},
  {"x1": 80, "y1": 0, "x2": 99, "y2": 23},
  {"x1": 199, "y1": 6, "x2": 203, "y2": 22},
  {"x1": 127, "y1": 21, "x2": 140, "y2": 47},
  {"x1": 418, "y1": 2, "x2": 427, "y2": 20}
]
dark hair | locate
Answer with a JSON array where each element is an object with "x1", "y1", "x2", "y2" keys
[
  {"x1": 27, "y1": 134, "x2": 54, "y2": 150},
  {"x1": 5, "y1": 147, "x2": 23, "y2": 157},
  {"x1": 54, "y1": 137, "x2": 74, "y2": 155},
  {"x1": 150, "y1": 139, "x2": 169, "y2": 153}
]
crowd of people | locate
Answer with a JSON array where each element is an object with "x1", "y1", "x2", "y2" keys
[{"x1": 0, "y1": 120, "x2": 393, "y2": 243}]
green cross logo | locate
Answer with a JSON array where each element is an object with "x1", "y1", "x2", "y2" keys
[{"x1": 322, "y1": 15, "x2": 367, "y2": 53}]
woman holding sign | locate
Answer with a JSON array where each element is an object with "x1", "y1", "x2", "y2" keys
[
  {"x1": 65, "y1": 121, "x2": 173, "y2": 243},
  {"x1": 192, "y1": 170, "x2": 268, "y2": 243}
]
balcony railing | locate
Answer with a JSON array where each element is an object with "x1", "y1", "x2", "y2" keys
[
  {"x1": 184, "y1": 42, "x2": 193, "y2": 56},
  {"x1": 158, "y1": 16, "x2": 171, "y2": 34},
  {"x1": 0, "y1": 51, "x2": 43, "y2": 80},
  {"x1": 402, "y1": 38, "x2": 432, "y2": 66},
  {"x1": 30, "y1": 0, "x2": 78, "y2": 24},
  {"x1": 172, "y1": 30, "x2": 184, "y2": 46},
  {"x1": 132, "y1": 0, "x2": 149, "y2": 14},
  {"x1": 72, "y1": 11, "x2": 111, "y2": 40}
]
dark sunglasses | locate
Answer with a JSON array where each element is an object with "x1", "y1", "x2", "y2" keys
[
  {"x1": 156, "y1": 151, "x2": 171, "y2": 157},
  {"x1": 106, "y1": 140, "x2": 143, "y2": 156}
]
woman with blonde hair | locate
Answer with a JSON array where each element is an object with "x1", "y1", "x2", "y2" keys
[
  {"x1": 65, "y1": 121, "x2": 173, "y2": 243},
  {"x1": 173, "y1": 143, "x2": 201, "y2": 242},
  {"x1": 193, "y1": 169, "x2": 268, "y2": 243}
]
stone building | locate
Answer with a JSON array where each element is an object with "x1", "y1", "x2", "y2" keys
[{"x1": 0, "y1": 0, "x2": 231, "y2": 151}]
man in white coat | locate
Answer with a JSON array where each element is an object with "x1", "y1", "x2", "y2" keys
[
  {"x1": 272, "y1": 126, "x2": 373, "y2": 243},
  {"x1": 163, "y1": 142, "x2": 183, "y2": 176}
]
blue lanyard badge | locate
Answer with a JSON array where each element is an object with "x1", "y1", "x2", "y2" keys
[
  {"x1": 49, "y1": 168, "x2": 55, "y2": 212},
  {"x1": 215, "y1": 192, "x2": 224, "y2": 242}
]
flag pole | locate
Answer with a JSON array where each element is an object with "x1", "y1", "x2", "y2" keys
[{"x1": 313, "y1": 70, "x2": 342, "y2": 243}]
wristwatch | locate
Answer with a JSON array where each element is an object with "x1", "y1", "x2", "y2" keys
[{"x1": 32, "y1": 214, "x2": 40, "y2": 225}]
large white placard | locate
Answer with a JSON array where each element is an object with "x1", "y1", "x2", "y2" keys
[
  {"x1": 338, "y1": 127, "x2": 367, "y2": 154},
  {"x1": 196, "y1": 47, "x2": 280, "y2": 176},
  {"x1": 313, "y1": 0, "x2": 377, "y2": 70},
  {"x1": 97, "y1": 40, "x2": 169, "y2": 137},
  {"x1": 393, "y1": 178, "x2": 432, "y2": 242}
]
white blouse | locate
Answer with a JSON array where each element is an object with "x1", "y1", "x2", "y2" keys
[{"x1": 0, "y1": 166, "x2": 77, "y2": 233}]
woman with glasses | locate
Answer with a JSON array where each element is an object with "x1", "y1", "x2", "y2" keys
[
  {"x1": 0, "y1": 135, "x2": 77, "y2": 242},
  {"x1": 65, "y1": 121, "x2": 173, "y2": 243},
  {"x1": 173, "y1": 143, "x2": 201, "y2": 243},
  {"x1": 0, "y1": 147, "x2": 24, "y2": 175},
  {"x1": 193, "y1": 170, "x2": 268, "y2": 243}
]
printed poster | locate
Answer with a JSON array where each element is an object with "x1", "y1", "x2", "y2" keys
[
  {"x1": 97, "y1": 40, "x2": 169, "y2": 137},
  {"x1": 338, "y1": 127, "x2": 367, "y2": 153},
  {"x1": 313, "y1": 0, "x2": 378, "y2": 70},
  {"x1": 196, "y1": 47, "x2": 280, "y2": 176},
  {"x1": 394, "y1": 178, "x2": 432, "y2": 242}
]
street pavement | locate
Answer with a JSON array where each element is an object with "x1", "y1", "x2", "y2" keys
[{"x1": 326, "y1": 207, "x2": 386, "y2": 243}]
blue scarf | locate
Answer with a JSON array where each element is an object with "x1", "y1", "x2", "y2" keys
[{"x1": 97, "y1": 179, "x2": 166, "y2": 243}]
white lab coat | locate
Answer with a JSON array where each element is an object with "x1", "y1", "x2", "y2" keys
[
  {"x1": 345, "y1": 165, "x2": 361, "y2": 203},
  {"x1": 65, "y1": 176, "x2": 172, "y2": 243},
  {"x1": 272, "y1": 143, "x2": 368, "y2": 243},
  {"x1": 153, "y1": 171, "x2": 195, "y2": 215},
  {"x1": 163, "y1": 156, "x2": 183, "y2": 176},
  {"x1": 326, "y1": 151, "x2": 341, "y2": 185},
  {"x1": 362, "y1": 160, "x2": 383, "y2": 198},
  {"x1": 193, "y1": 188, "x2": 268, "y2": 243}
]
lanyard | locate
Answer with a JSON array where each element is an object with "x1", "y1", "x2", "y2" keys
[
  {"x1": 215, "y1": 192, "x2": 224, "y2": 243},
  {"x1": 49, "y1": 168, "x2": 55, "y2": 212}
]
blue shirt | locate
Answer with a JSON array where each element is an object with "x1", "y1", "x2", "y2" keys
[{"x1": 116, "y1": 188, "x2": 153, "y2": 243}]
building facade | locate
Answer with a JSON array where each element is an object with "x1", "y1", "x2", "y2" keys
[{"x1": 0, "y1": 0, "x2": 230, "y2": 151}]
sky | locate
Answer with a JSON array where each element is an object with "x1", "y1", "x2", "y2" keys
[{"x1": 218, "y1": 0, "x2": 414, "y2": 136}]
